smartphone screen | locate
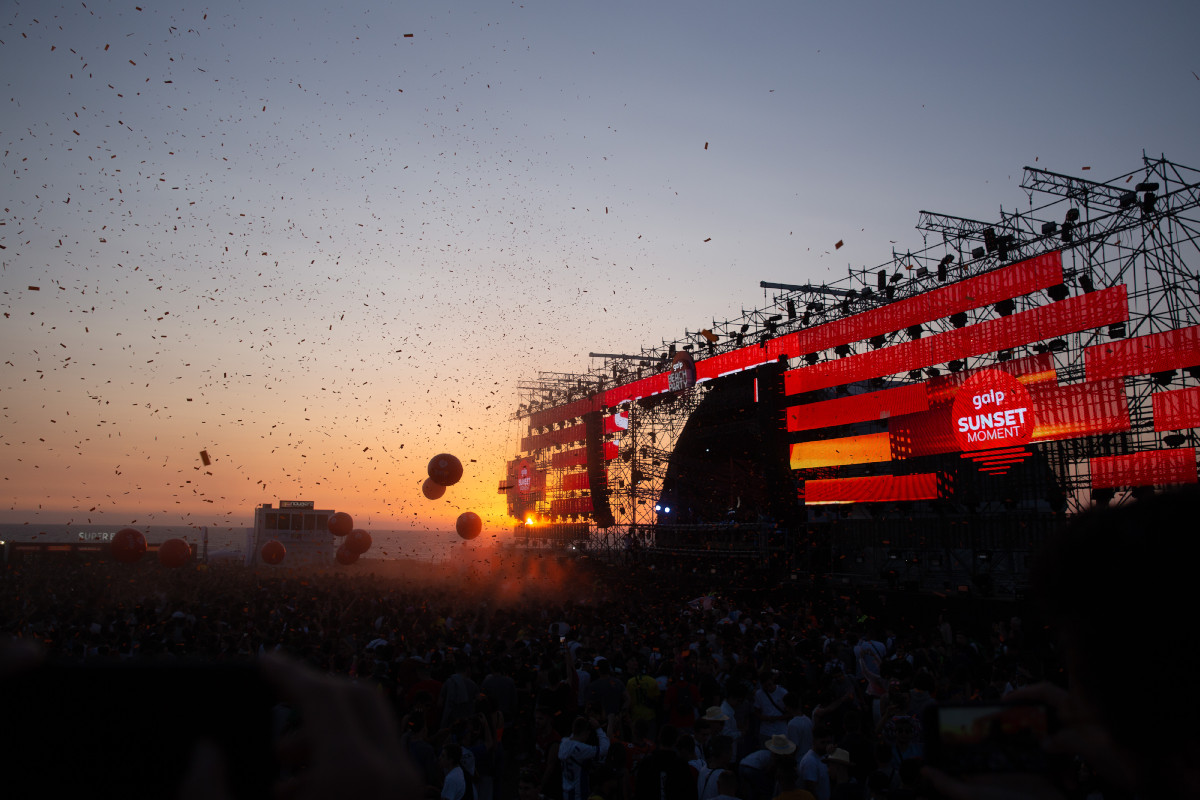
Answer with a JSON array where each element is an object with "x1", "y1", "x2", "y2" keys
[
  {"x1": 924, "y1": 702, "x2": 1053, "y2": 774},
  {"x1": 0, "y1": 660, "x2": 277, "y2": 799}
]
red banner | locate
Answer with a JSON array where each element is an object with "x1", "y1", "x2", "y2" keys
[
  {"x1": 1154, "y1": 386, "x2": 1200, "y2": 432},
  {"x1": 805, "y1": 473, "x2": 942, "y2": 504},
  {"x1": 1085, "y1": 324, "x2": 1200, "y2": 382},
  {"x1": 786, "y1": 286, "x2": 1127, "y2": 394},
  {"x1": 1091, "y1": 448, "x2": 1197, "y2": 488},
  {"x1": 787, "y1": 383, "x2": 929, "y2": 432}
]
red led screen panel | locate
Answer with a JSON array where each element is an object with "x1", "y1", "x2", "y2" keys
[
  {"x1": 696, "y1": 345, "x2": 772, "y2": 381},
  {"x1": 605, "y1": 410, "x2": 631, "y2": 434},
  {"x1": 1085, "y1": 324, "x2": 1200, "y2": 382},
  {"x1": 805, "y1": 473, "x2": 941, "y2": 504},
  {"x1": 561, "y1": 471, "x2": 597, "y2": 492},
  {"x1": 790, "y1": 433, "x2": 893, "y2": 469},
  {"x1": 1154, "y1": 386, "x2": 1200, "y2": 432},
  {"x1": 787, "y1": 383, "x2": 929, "y2": 433},
  {"x1": 604, "y1": 372, "x2": 670, "y2": 407},
  {"x1": 550, "y1": 497, "x2": 594, "y2": 516},
  {"x1": 785, "y1": 286, "x2": 1128, "y2": 395},
  {"x1": 604, "y1": 441, "x2": 619, "y2": 461},
  {"x1": 924, "y1": 353, "x2": 1057, "y2": 404},
  {"x1": 522, "y1": 422, "x2": 587, "y2": 452},
  {"x1": 1029, "y1": 379, "x2": 1129, "y2": 442},
  {"x1": 1090, "y1": 448, "x2": 1198, "y2": 489},
  {"x1": 552, "y1": 448, "x2": 588, "y2": 468},
  {"x1": 528, "y1": 395, "x2": 605, "y2": 430},
  {"x1": 889, "y1": 379, "x2": 1131, "y2": 458}
]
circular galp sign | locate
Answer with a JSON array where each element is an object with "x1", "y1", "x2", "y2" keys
[{"x1": 951, "y1": 369, "x2": 1034, "y2": 452}]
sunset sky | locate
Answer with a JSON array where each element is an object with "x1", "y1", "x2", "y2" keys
[{"x1": 3, "y1": 1, "x2": 1198, "y2": 533}]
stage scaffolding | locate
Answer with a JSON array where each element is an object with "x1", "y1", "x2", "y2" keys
[{"x1": 509, "y1": 154, "x2": 1200, "y2": 592}]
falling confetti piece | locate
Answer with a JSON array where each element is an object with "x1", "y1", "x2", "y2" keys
[
  {"x1": 200, "y1": 450, "x2": 211, "y2": 467},
  {"x1": 404, "y1": 33, "x2": 414, "y2": 38},
  {"x1": 704, "y1": 142, "x2": 708, "y2": 150},
  {"x1": 835, "y1": 240, "x2": 844, "y2": 249},
  {"x1": 703, "y1": 237, "x2": 711, "y2": 242},
  {"x1": 28, "y1": 286, "x2": 40, "y2": 291}
]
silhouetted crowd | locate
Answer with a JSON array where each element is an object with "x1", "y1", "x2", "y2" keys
[{"x1": 5, "y1": 486, "x2": 1200, "y2": 800}]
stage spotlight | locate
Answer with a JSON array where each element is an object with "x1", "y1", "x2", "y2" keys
[
  {"x1": 948, "y1": 360, "x2": 964, "y2": 373},
  {"x1": 786, "y1": 299, "x2": 796, "y2": 320},
  {"x1": 1119, "y1": 191, "x2": 1137, "y2": 209},
  {"x1": 976, "y1": 551, "x2": 991, "y2": 562},
  {"x1": 925, "y1": 367, "x2": 941, "y2": 378},
  {"x1": 1141, "y1": 191, "x2": 1157, "y2": 215},
  {"x1": 735, "y1": 333, "x2": 744, "y2": 346},
  {"x1": 994, "y1": 299, "x2": 1016, "y2": 317},
  {"x1": 908, "y1": 370, "x2": 923, "y2": 380},
  {"x1": 869, "y1": 335, "x2": 887, "y2": 349},
  {"x1": 1065, "y1": 208, "x2": 1080, "y2": 222},
  {"x1": 950, "y1": 312, "x2": 968, "y2": 328},
  {"x1": 1092, "y1": 488, "x2": 1114, "y2": 507},
  {"x1": 668, "y1": 344, "x2": 676, "y2": 357},
  {"x1": 740, "y1": 323, "x2": 750, "y2": 333},
  {"x1": 1061, "y1": 222, "x2": 1074, "y2": 243},
  {"x1": 1135, "y1": 182, "x2": 1159, "y2": 193},
  {"x1": 971, "y1": 246, "x2": 986, "y2": 259},
  {"x1": 1046, "y1": 284, "x2": 1069, "y2": 301},
  {"x1": 805, "y1": 353, "x2": 819, "y2": 365},
  {"x1": 1108, "y1": 323, "x2": 1125, "y2": 338},
  {"x1": 835, "y1": 343, "x2": 852, "y2": 357},
  {"x1": 1188, "y1": 365, "x2": 1200, "y2": 381},
  {"x1": 1033, "y1": 343, "x2": 1048, "y2": 354},
  {"x1": 998, "y1": 350, "x2": 1012, "y2": 362},
  {"x1": 1048, "y1": 338, "x2": 1067, "y2": 352},
  {"x1": 654, "y1": 504, "x2": 661, "y2": 512},
  {"x1": 938, "y1": 254, "x2": 953, "y2": 282},
  {"x1": 878, "y1": 270, "x2": 887, "y2": 291},
  {"x1": 997, "y1": 235, "x2": 1015, "y2": 262},
  {"x1": 1152, "y1": 370, "x2": 1176, "y2": 386},
  {"x1": 891, "y1": 271, "x2": 902, "y2": 284},
  {"x1": 1165, "y1": 433, "x2": 1187, "y2": 448},
  {"x1": 915, "y1": 266, "x2": 929, "y2": 279},
  {"x1": 1078, "y1": 275, "x2": 1095, "y2": 293},
  {"x1": 1131, "y1": 485, "x2": 1155, "y2": 501},
  {"x1": 1041, "y1": 221, "x2": 1058, "y2": 235},
  {"x1": 983, "y1": 227, "x2": 997, "y2": 253},
  {"x1": 906, "y1": 324, "x2": 923, "y2": 340},
  {"x1": 767, "y1": 314, "x2": 782, "y2": 322}
]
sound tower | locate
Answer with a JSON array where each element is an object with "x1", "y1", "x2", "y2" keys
[
  {"x1": 755, "y1": 359, "x2": 804, "y2": 529},
  {"x1": 583, "y1": 411, "x2": 616, "y2": 528}
]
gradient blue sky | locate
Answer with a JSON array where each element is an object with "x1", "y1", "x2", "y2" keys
[{"x1": 3, "y1": 0, "x2": 1198, "y2": 530}]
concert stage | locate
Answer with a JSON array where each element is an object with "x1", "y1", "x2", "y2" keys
[{"x1": 501, "y1": 155, "x2": 1200, "y2": 596}]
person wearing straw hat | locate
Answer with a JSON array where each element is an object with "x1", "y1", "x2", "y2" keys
[
  {"x1": 738, "y1": 735, "x2": 796, "y2": 800},
  {"x1": 824, "y1": 749, "x2": 861, "y2": 800}
]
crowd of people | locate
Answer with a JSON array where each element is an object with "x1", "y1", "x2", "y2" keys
[{"x1": 3, "y1": 486, "x2": 1199, "y2": 799}]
